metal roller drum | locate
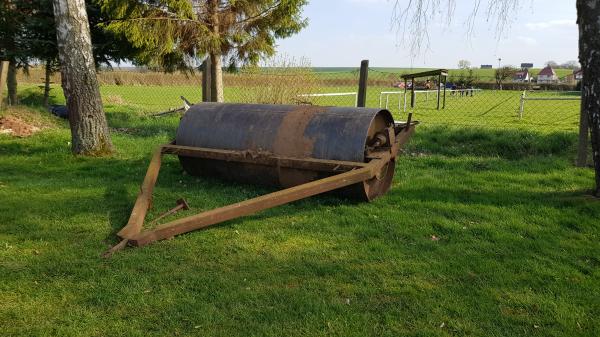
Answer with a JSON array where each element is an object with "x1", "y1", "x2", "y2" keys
[
  {"x1": 176, "y1": 103, "x2": 396, "y2": 201},
  {"x1": 111, "y1": 102, "x2": 417, "y2": 249}
]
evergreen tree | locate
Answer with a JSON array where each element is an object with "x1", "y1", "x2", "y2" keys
[
  {"x1": 100, "y1": 0, "x2": 308, "y2": 102},
  {"x1": 1, "y1": 0, "x2": 138, "y2": 107},
  {"x1": 20, "y1": 0, "x2": 59, "y2": 106},
  {"x1": 0, "y1": 0, "x2": 28, "y2": 105}
]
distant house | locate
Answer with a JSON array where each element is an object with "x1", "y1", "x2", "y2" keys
[
  {"x1": 480, "y1": 64, "x2": 493, "y2": 69},
  {"x1": 520, "y1": 63, "x2": 534, "y2": 69},
  {"x1": 537, "y1": 66, "x2": 558, "y2": 84},
  {"x1": 513, "y1": 68, "x2": 531, "y2": 82},
  {"x1": 565, "y1": 69, "x2": 583, "y2": 84}
]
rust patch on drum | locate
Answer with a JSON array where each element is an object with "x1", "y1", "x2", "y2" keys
[{"x1": 272, "y1": 105, "x2": 322, "y2": 158}]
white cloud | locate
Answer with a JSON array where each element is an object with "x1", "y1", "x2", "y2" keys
[
  {"x1": 525, "y1": 19, "x2": 575, "y2": 30},
  {"x1": 515, "y1": 36, "x2": 538, "y2": 46}
]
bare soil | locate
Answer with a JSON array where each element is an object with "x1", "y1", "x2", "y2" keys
[{"x1": 0, "y1": 115, "x2": 41, "y2": 137}]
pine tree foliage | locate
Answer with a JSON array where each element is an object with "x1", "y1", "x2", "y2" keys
[
  {"x1": 100, "y1": 0, "x2": 308, "y2": 69},
  {"x1": 1, "y1": 0, "x2": 144, "y2": 106},
  {"x1": 0, "y1": 0, "x2": 27, "y2": 63},
  {"x1": 2, "y1": 0, "x2": 140, "y2": 69},
  {"x1": 1, "y1": 0, "x2": 55, "y2": 68}
]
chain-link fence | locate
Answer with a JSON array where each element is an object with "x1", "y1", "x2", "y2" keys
[
  {"x1": 366, "y1": 70, "x2": 581, "y2": 133},
  {"x1": 95, "y1": 68, "x2": 361, "y2": 113},
  {"x1": 16, "y1": 66, "x2": 582, "y2": 134}
]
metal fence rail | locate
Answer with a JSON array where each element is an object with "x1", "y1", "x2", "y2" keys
[{"x1": 518, "y1": 90, "x2": 581, "y2": 120}]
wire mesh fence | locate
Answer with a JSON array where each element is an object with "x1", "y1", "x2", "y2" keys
[
  {"x1": 365, "y1": 70, "x2": 581, "y2": 132},
  {"x1": 16, "y1": 66, "x2": 582, "y2": 133},
  {"x1": 92, "y1": 68, "x2": 360, "y2": 112}
]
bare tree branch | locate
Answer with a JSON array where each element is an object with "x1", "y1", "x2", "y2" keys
[{"x1": 392, "y1": 0, "x2": 526, "y2": 59}]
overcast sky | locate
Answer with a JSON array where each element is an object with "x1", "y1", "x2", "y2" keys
[{"x1": 275, "y1": 0, "x2": 578, "y2": 68}]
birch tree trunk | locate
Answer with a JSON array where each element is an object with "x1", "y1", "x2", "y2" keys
[
  {"x1": 577, "y1": 0, "x2": 600, "y2": 196},
  {"x1": 52, "y1": 0, "x2": 113, "y2": 155}
]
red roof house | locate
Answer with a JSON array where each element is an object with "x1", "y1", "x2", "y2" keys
[
  {"x1": 513, "y1": 68, "x2": 530, "y2": 82},
  {"x1": 537, "y1": 66, "x2": 558, "y2": 83}
]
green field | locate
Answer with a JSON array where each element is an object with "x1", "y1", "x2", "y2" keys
[
  {"x1": 1, "y1": 97, "x2": 599, "y2": 336},
  {"x1": 312, "y1": 67, "x2": 575, "y2": 80},
  {"x1": 17, "y1": 79, "x2": 581, "y2": 134}
]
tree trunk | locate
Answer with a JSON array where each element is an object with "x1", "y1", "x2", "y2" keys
[
  {"x1": 207, "y1": 0, "x2": 224, "y2": 102},
  {"x1": 577, "y1": 97, "x2": 589, "y2": 167},
  {"x1": 210, "y1": 52, "x2": 224, "y2": 102},
  {"x1": 43, "y1": 59, "x2": 52, "y2": 108},
  {"x1": 7, "y1": 59, "x2": 17, "y2": 105},
  {"x1": 52, "y1": 0, "x2": 113, "y2": 155},
  {"x1": 0, "y1": 61, "x2": 8, "y2": 108},
  {"x1": 577, "y1": 0, "x2": 600, "y2": 196}
]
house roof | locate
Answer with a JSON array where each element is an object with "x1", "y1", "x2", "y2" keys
[
  {"x1": 514, "y1": 70, "x2": 529, "y2": 79},
  {"x1": 574, "y1": 68, "x2": 582, "y2": 75},
  {"x1": 538, "y1": 66, "x2": 556, "y2": 77}
]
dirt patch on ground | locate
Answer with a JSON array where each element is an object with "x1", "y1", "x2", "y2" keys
[{"x1": 0, "y1": 115, "x2": 41, "y2": 137}]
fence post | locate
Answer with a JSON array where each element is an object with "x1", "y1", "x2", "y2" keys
[
  {"x1": 357, "y1": 60, "x2": 369, "y2": 107},
  {"x1": 436, "y1": 74, "x2": 441, "y2": 109},
  {"x1": 403, "y1": 78, "x2": 408, "y2": 113},
  {"x1": 442, "y1": 76, "x2": 447, "y2": 109},
  {"x1": 410, "y1": 77, "x2": 415, "y2": 109},
  {"x1": 519, "y1": 90, "x2": 526, "y2": 119},
  {"x1": 577, "y1": 94, "x2": 589, "y2": 167},
  {"x1": 201, "y1": 58, "x2": 212, "y2": 102},
  {"x1": 0, "y1": 61, "x2": 9, "y2": 109}
]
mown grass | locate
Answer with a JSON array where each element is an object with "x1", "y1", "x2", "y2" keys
[{"x1": 1, "y1": 95, "x2": 599, "y2": 336}]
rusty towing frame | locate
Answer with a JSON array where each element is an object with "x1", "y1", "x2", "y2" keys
[{"x1": 105, "y1": 103, "x2": 417, "y2": 256}]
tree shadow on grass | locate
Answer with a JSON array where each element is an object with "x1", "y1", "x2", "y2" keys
[
  {"x1": 105, "y1": 109, "x2": 180, "y2": 139},
  {"x1": 18, "y1": 86, "x2": 63, "y2": 107},
  {"x1": 0, "y1": 141, "x2": 62, "y2": 157},
  {"x1": 409, "y1": 125, "x2": 578, "y2": 159}
]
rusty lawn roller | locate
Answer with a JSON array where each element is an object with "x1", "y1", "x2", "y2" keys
[{"x1": 111, "y1": 103, "x2": 417, "y2": 252}]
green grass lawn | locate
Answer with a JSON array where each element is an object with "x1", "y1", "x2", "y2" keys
[
  {"x1": 1, "y1": 97, "x2": 598, "y2": 336},
  {"x1": 96, "y1": 85, "x2": 578, "y2": 132},
  {"x1": 18, "y1": 67, "x2": 579, "y2": 130}
]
